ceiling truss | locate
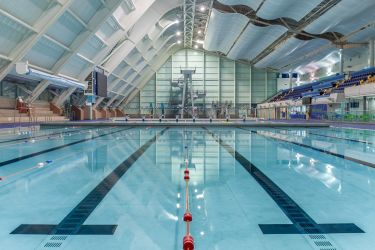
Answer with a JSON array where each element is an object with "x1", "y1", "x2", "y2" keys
[{"x1": 184, "y1": 0, "x2": 196, "y2": 47}]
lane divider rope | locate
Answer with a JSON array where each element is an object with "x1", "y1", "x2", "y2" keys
[{"x1": 183, "y1": 145, "x2": 194, "y2": 250}]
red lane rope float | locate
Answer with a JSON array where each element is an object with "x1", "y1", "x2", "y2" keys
[{"x1": 183, "y1": 158, "x2": 194, "y2": 250}]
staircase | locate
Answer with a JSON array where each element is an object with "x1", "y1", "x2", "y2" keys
[
  {"x1": 29, "y1": 101, "x2": 69, "y2": 122},
  {"x1": 0, "y1": 100, "x2": 69, "y2": 124}
]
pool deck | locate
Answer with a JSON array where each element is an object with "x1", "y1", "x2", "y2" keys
[
  {"x1": 38, "y1": 119, "x2": 330, "y2": 128},
  {"x1": 270, "y1": 119, "x2": 375, "y2": 130},
  {"x1": 2, "y1": 118, "x2": 375, "y2": 130}
]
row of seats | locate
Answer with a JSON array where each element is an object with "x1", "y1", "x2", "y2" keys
[{"x1": 269, "y1": 67, "x2": 375, "y2": 102}]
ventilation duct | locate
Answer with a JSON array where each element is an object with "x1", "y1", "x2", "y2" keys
[{"x1": 16, "y1": 62, "x2": 86, "y2": 90}]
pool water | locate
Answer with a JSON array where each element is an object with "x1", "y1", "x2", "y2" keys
[{"x1": 1, "y1": 126, "x2": 375, "y2": 250}]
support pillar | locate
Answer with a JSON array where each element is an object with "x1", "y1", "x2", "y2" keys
[
  {"x1": 265, "y1": 70, "x2": 268, "y2": 100},
  {"x1": 53, "y1": 87, "x2": 76, "y2": 107},
  {"x1": 27, "y1": 81, "x2": 50, "y2": 103},
  {"x1": 289, "y1": 72, "x2": 293, "y2": 88},
  {"x1": 116, "y1": 96, "x2": 128, "y2": 110},
  {"x1": 89, "y1": 104, "x2": 93, "y2": 120},
  {"x1": 105, "y1": 94, "x2": 119, "y2": 108},
  {"x1": 93, "y1": 97, "x2": 104, "y2": 109},
  {"x1": 364, "y1": 96, "x2": 367, "y2": 115},
  {"x1": 339, "y1": 48, "x2": 344, "y2": 74},
  {"x1": 369, "y1": 40, "x2": 374, "y2": 67}
]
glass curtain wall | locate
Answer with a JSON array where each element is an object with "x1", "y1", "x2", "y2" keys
[
  {"x1": 0, "y1": 80, "x2": 53, "y2": 102},
  {"x1": 125, "y1": 49, "x2": 277, "y2": 118}
]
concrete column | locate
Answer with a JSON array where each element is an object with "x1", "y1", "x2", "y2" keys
[
  {"x1": 53, "y1": 87, "x2": 76, "y2": 107},
  {"x1": 27, "y1": 80, "x2": 50, "y2": 103},
  {"x1": 369, "y1": 40, "x2": 374, "y2": 67},
  {"x1": 364, "y1": 96, "x2": 367, "y2": 115},
  {"x1": 265, "y1": 70, "x2": 268, "y2": 100},
  {"x1": 89, "y1": 103, "x2": 93, "y2": 120},
  {"x1": 249, "y1": 66, "x2": 252, "y2": 105},
  {"x1": 289, "y1": 72, "x2": 293, "y2": 88},
  {"x1": 339, "y1": 48, "x2": 344, "y2": 74}
]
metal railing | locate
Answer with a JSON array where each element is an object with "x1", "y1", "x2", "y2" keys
[
  {"x1": 256, "y1": 103, "x2": 375, "y2": 123},
  {"x1": 0, "y1": 98, "x2": 65, "y2": 135},
  {"x1": 325, "y1": 110, "x2": 375, "y2": 122},
  {"x1": 122, "y1": 106, "x2": 257, "y2": 119}
]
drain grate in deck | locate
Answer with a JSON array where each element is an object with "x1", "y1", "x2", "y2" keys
[
  {"x1": 314, "y1": 241, "x2": 332, "y2": 247},
  {"x1": 50, "y1": 236, "x2": 67, "y2": 241},
  {"x1": 42, "y1": 235, "x2": 67, "y2": 248},
  {"x1": 309, "y1": 234, "x2": 326, "y2": 240},
  {"x1": 44, "y1": 242, "x2": 62, "y2": 248}
]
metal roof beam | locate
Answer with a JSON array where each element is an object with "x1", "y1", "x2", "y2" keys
[
  {"x1": 250, "y1": 0, "x2": 342, "y2": 65},
  {"x1": 184, "y1": 0, "x2": 196, "y2": 47}
]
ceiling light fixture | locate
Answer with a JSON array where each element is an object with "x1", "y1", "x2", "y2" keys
[
  {"x1": 177, "y1": 40, "x2": 182, "y2": 44},
  {"x1": 176, "y1": 31, "x2": 181, "y2": 36},
  {"x1": 200, "y1": 6, "x2": 206, "y2": 12},
  {"x1": 194, "y1": 44, "x2": 199, "y2": 49}
]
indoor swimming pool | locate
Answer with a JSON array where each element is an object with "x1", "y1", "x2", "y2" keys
[{"x1": 1, "y1": 125, "x2": 375, "y2": 250}]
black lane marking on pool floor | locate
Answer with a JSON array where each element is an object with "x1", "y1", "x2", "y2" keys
[
  {"x1": 0, "y1": 127, "x2": 132, "y2": 168},
  {"x1": 240, "y1": 127, "x2": 375, "y2": 168},
  {"x1": 0, "y1": 127, "x2": 93, "y2": 145},
  {"x1": 204, "y1": 127, "x2": 364, "y2": 235},
  {"x1": 272, "y1": 127, "x2": 373, "y2": 145},
  {"x1": 11, "y1": 128, "x2": 169, "y2": 235}
]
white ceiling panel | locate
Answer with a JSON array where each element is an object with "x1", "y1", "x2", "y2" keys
[
  {"x1": 96, "y1": 16, "x2": 122, "y2": 41},
  {"x1": 46, "y1": 11, "x2": 85, "y2": 47},
  {"x1": 0, "y1": 0, "x2": 52, "y2": 25},
  {"x1": 59, "y1": 54, "x2": 90, "y2": 79},
  {"x1": 349, "y1": 26, "x2": 375, "y2": 43},
  {"x1": 134, "y1": 59, "x2": 147, "y2": 73},
  {"x1": 70, "y1": 0, "x2": 103, "y2": 24},
  {"x1": 0, "y1": 14, "x2": 32, "y2": 56},
  {"x1": 204, "y1": 9, "x2": 248, "y2": 54},
  {"x1": 217, "y1": 0, "x2": 264, "y2": 10},
  {"x1": 257, "y1": 0, "x2": 323, "y2": 21},
  {"x1": 255, "y1": 38, "x2": 303, "y2": 68},
  {"x1": 272, "y1": 39, "x2": 329, "y2": 69},
  {"x1": 305, "y1": 0, "x2": 375, "y2": 34},
  {"x1": 78, "y1": 35, "x2": 106, "y2": 60},
  {"x1": 291, "y1": 48, "x2": 337, "y2": 73},
  {"x1": 113, "y1": 61, "x2": 130, "y2": 76},
  {"x1": 25, "y1": 37, "x2": 66, "y2": 70},
  {"x1": 112, "y1": 80, "x2": 125, "y2": 92},
  {"x1": 227, "y1": 24, "x2": 287, "y2": 61}
]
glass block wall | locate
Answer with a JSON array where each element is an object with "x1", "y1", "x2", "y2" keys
[{"x1": 125, "y1": 49, "x2": 277, "y2": 117}]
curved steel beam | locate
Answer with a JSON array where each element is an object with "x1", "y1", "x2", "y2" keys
[{"x1": 212, "y1": 0, "x2": 344, "y2": 43}]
